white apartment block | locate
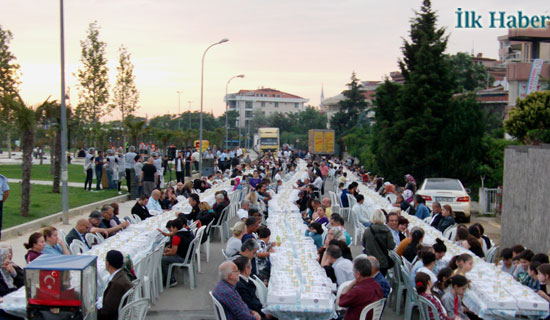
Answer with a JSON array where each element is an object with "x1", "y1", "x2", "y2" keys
[{"x1": 226, "y1": 88, "x2": 309, "y2": 128}]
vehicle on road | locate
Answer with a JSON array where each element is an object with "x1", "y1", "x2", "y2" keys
[
  {"x1": 257, "y1": 127, "x2": 279, "y2": 154},
  {"x1": 416, "y1": 178, "x2": 471, "y2": 222}
]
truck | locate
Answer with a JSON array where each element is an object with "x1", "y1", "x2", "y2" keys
[
  {"x1": 308, "y1": 129, "x2": 335, "y2": 154},
  {"x1": 258, "y1": 127, "x2": 280, "y2": 154}
]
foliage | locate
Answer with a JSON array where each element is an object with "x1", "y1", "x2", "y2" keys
[
  {"x1": 76, "y1": 22, "x2": 109, "y2": 129},
  {"x1": 0, "y1": 25, "x2": 20, "y2": 157},
  {"x1": 448, "y1": 52, "x2": 491, "y2": 92},
  {"x1": 504, "y1": 90, "x2": 550, "y2": 143},
  {"x1": 111, "y1": 45, "x2": 139, "y2": 147},
  {"x1": 331, "y1": 72, "x2": 368, "y2": 139}
]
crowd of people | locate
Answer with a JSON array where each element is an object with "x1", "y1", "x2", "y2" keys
[{"x1": 2, "y1": 145, "x2": 550, "y2": 320}]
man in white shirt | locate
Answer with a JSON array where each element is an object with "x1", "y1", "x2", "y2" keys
[
  {"x1": 192, "y1": 149, "x2": 200, "y2": 172},
  {"x1": 124, "y1": 146, "x2": 137, "y2": 194},
  {"x1": 326, "y1": 245, "x2": 354, "y2": 286},
  {"x1": 152, "y1": 152, "x2": 164, "y2": 188},
  {"x1": 238, "y1": 200, "x2": 250, "y2": 221},
  {"x1": 84, "y1": 148, "x2": 95, "y2": 191}
]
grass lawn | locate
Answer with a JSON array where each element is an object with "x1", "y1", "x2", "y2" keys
[
  {"x1": 2, "y1": 182, "x2": 120, "y2": 229},
  {"x1": 0, "y1": 164, "x2": 86, "y2": 183}
]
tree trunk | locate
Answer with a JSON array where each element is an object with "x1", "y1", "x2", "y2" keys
[
  {"x1": 6, "y1": 130, "x2": 11, "y2": 159},
  {"x1": 50, "y1": 133, "x2": 55, "y2": 175},
  {"x1": 21, "y1": 129, "x2": 34, "y2": 217},
  {"x1": 52, "y1": 129, "x2": 61, "y2": 193}
]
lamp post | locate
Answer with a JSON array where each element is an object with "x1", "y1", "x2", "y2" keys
[
  {"x1": 199, "y1": 38, "x2": 228, "y2": 177},
  {"x1": 225, "y1": 74, "x2": 245, "y2": 149},
  {"x1": 177, "y1": 91, "x2": 183, "y2": 130},
  {"x1": 59, "y1": 0, "x2": 69, "y2": 224},
  {"x1": 187, "y1": 100, "x2": 192, "y2": 130}
]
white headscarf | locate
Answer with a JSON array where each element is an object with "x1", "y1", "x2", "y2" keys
[{"x1": 0, "y1": 248, "x2": 16, "y2": 289}]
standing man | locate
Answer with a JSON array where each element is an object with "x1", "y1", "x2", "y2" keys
[
  {"x1": 140, "y1": 157, "x2": 158, "y2": 198},
  {"x1": 124, "y1": 146, "x2": 137, "y2": 195},
  {"x1": 175, "y1": 150, "x2": 185, "y2": 183},
  {"x1": 84, "y1": 148, "x2": 95, "y2": 191},
  {"x1": 152, "y1": 152, "x2": 164, "y2": 189},
  {"x1": 0, "y1": 174, "x2": 9, "y2": 240},
  {"x1": 192, "y1": 148, "x2": 200, "y2": 173},
  {"x1": 184, "y1": 147, "x2": 192, "y2": 178},
  {"x1": 105, "y1": 149, "x2": 117, "y2": 190},
  {"x1": 95, "y1": 150, "x2": 105, "y2": 191}
]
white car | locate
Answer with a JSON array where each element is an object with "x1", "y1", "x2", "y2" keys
[{"x1": 416, "y1": 178, "x2": 471, "y2": 222}]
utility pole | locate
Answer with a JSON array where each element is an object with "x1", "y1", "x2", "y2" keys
[
  {"x1": 177, "y1": 91, "x2": 182, "y2": 130},
  {"x1": 59, "y1": 0, "x2": 69, "y2": 224}
]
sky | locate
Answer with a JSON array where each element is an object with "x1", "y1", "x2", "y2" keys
[{"x1": 2, "y1": 0, "x2": 549, "y2": 119}]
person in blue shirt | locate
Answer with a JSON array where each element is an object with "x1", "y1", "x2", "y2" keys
[
  {"x1": 146, "y1": 189, "x2": 164, "y2": 213},
  {"x1": 414, "y1": 194, "x2": 430, "y2": 220},
  {"x1": 41, "y1": 226, "x2": 70, "y2": 255},
  {"x1": 340, "y1": 182, "x2": 357, "y2": 208},
  {"x1": 367, "y1": 255, "x2": 391, "y2": 298},
  {"x1": 305, "y1": 222, "x2": 324, "y2": 249}
]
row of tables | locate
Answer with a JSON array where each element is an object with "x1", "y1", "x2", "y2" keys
[
  {"x1": 0, "y1": 179, "x2": 233, "y2": 318},
  {"x1": 345, "y1": 168, "x2": 550, "y2": 319}
]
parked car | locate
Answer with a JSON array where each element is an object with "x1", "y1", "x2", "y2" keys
[{"x1": 416, "y1": 178, "x2": 471, "y2": 222}]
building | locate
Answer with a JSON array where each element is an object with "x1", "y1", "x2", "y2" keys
[
  {"x1": 225, "y1": 88, "x2": 309, "y2": 128},
  {"x1": 498, "y1": 28, "x2": 550, "y2": 112}
]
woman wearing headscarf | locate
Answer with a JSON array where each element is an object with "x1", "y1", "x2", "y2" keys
[{"x1": 0, "y1": 247, "x2": 25, "y2": 319}]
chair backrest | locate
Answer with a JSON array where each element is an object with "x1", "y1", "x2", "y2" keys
[
  {"x1": 335, "y1": 280, "x2": 354, "y2": 310},
  {"x1": 221, "y1": 248, "x2": 231, "y2": 260},
  {"x1": 486, "y1": 245, "x2": 500, "y2": 264},
  {"x1": 358, "y1": 298, "x2": 386, "y2": 320},
  {"x1": 189, "y1": 220, "x2": 200, "y2": 231},
  {"x1": 118, "y1": 286, "x2": 137, "y2": 315},
  {"x1": 133, "y1": 214, "x2": 142, "y2": 223},
  {"x1": 250, "y1": 274, "x2": 267, "y2": 307},
  {"x1": 214, "y1": 206, "x2": 230, "y2": 227},
  {"x1": 194, "y1": 226, "x2": 207, "y2": 247},
  {"x1": 118, "y1": 298, "x2": 149, "y2": 320},
  {"x1": 347, "y1": 194, "x2": 357, "y2": 208},
  {"x1": 205, "y1": 219, "x2": 215, "y2": 238},
  {"x1": 85, "y1": 233, "x2": 100, "y2": 248},
  {"x1": 388, "y1": 251, "x2": 403, "y2": 283},
  {"x1": 124, "y1": 216, "x2": 135, "y2": 224},
  {"x1": 95, "y1": 232, "x2": 105, "y2": 243},
  {"x1": 69, "y1": 239, "x2": 87, "y2": 255},
  {"x1": 423, "y1": 216, "x2": 431, "y2": 224},
  {"x1": 417, "y1": 294, "x2": 441, "y2": 320},
  {"x1": 402, "y1": 258, "x2": 412, "y2": 271},
  {"x1": 58, "y1": 229, "x2": 69, "y2": 248},
  {"x1": 209, "y1": 291, "x2": 228, "y2": 320},
  {"x1": 182, "y1": 236, "x2": 200, "y2": 264},
  {"x1": 443, "y1": 226, "x2": 457, "y2": 241},
  {"x1": 321, "y1": 224, "x2": 329, "y2": 244},
  {"x1": 400, "y1": 266, "x2": 419, "y2": 304}
]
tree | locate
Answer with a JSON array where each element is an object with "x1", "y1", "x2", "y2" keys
[
  {"x1": 111, "y1": 45, "x2": 139, "y2": 148},
  {"x1": 125, "y1": 118, "x2": 146, "y2": 147},
  {"x1": 36, "y1": 100, "x2": 64, "y2": 193},
  {"x1": 331, "y1": 72, "x2": 368, "y2": 138},
  {"x1": 10, "y1": 96, "x2": 36, "y2": 217},
  {"x1": 504, "y1": 90, "x2": 550, "y2": 144},
  {"x1": 76, "y1": 21, "x2": 109, "y2": 146},
  {"x1": 448, "y1": 52, "x2": 491, "y2": 93},
  {"x1": 0, "y1": 25, "x2": 21, "y2": 159}
]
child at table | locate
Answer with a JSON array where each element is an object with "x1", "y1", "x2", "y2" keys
[
  {"x1": 514, "y1": 249, "x2": 534, "y2": 281},
  {"x1": 305, "y1": 222, "x2": 324, "y2": 250},
  {"x1": 498, "y1": 247, "x2": 515, "y2": 275},
  {"x1": 449, "y1": 254, "x2": 473, "y2": 277},
  {"x1": 536, "y1": 264, "x2": 550, "y2": 303},
  {"x1": 441, "y1": 275, "x2": 469, "y2": 320},
  {"x1": 256, "y1": 226, "x2": 273, "y2": 282},
  {"x1": 525, "y1": 261, "x2": 541, "y2": 291}
]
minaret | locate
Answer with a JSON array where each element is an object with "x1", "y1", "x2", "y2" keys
[{"x1": 320, "y1": 84, "x2": 325, "y2": 105}]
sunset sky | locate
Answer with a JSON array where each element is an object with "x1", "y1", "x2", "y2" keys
[{"x1": 2, "y1": 0, "x2": 549, "y2": 119}]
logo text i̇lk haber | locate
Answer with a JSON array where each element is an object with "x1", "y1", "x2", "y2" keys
[{"x1": 455, "y1": 8, "x2": 550, "y2": 29}]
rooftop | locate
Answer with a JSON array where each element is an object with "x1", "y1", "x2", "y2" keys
[{"x1": 236, "y1": 88, "x2": 304, "y2": 99}]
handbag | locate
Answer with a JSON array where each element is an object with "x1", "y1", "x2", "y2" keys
[{"x1": 370, "y1": 227, "x2": 394, "y2": 269}]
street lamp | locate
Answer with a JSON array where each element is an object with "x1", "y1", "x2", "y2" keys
[
  {"x1": 177, "y1": 91, "x2": 183, "y2": 130},
  {"x1": 59, "y1": 0, "x2": 69, "y2": 224},
  {"x1": 225, "y1": 74, "x2": 245, "y2": 149},
  {"x1": 199, "y1": 38, "x2": 229, "y2": 176}
]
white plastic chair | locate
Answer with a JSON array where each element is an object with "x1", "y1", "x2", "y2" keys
[
  {"x1": 221, "y1": 248, "x2": 231, "y2": 260},
  {"x1": 193, "y1": 226, "x2": 207, "y2": 273},
  {"x1": 69, "y1": 240, "x2": 87, "y2": 255},
  {"x1": 165, "y1": 236, "x2": 199, "y2": 289},
  {"x1": 209, "y1": 291, "x2": 228, "y2": 320},
  {"x1": 250, "y1": 274, "x2": 267, "y2": 307},
  {"x1": 351, "y1": 206, "x2": 366, "y2": 246},
  {"x1": 335, "y1": 280, "x2": 354, "y2": 311},
  {"x1": 388, "y1": 251, "x2": 406, "y2": 315},
  {"x1": 417, "y1": 294, "x2": 441, "y2": 320},
  {"x1": 346, "y1": 194, "x2": 357, "y2": 221},
  {"x1": 85, "y1": 233, "x2": 101, "y2": 248},
  {"x1": 423, "y1": 216, "x2": 431, "y2": 224},
  {"x1": 149, "y1": 242, "x2": 165, "y2": 303},
  {"x1": 443, "y1": 226, "x2": 457, "y2": 241},
  {"x1": 359, "y1": 298, "x2": 386, "y2": 320},
  {"x1": 328, "y1": 191, "x2": 341, "y2": 214},
  {"x1": 211, "y1": 206, "x2": 230, "y2": 243},
  {"x1": 486, "y1": 245, "x2": 500, "y2": 264},
  {"x1": 117, "y1": 298, "x2": 149, "y2": 320},
  {"x1": 124, "y1": 216, "x2": 136, "y2": 224},
  {"x1": 202, "y1": 219, "x2": 215, "y2": 262},
  {"x1": 401, "y1": 267, "x2": 419, "y2": 320},
  {"x1": 133, "y1": 214, "x2": 142, "y2": 223},
  {"x1": 58, "y1": 229, "x2": 69, "y2": 248},
  {"x1": 117, "y1": 286, "x2": 137, "y2": 315}
]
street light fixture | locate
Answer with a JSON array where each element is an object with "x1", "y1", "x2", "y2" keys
[
  {"x1": 199, "y1": 38, "x2": 229, "y2": 176},
  {"x1": 225, "y1": 74, "x2": 245, "y2": 149},
  {"x1": 59, "y1": 0, "x2": 69, "y2": 224}
]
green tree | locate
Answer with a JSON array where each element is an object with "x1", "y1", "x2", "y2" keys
[
  {"x1": 331, "y1": 72, "x2": 368, "y2": 138},
  {"x1": 0, "y1": 25, "x2": 21, "y2": 159},
  {"x1": 125, "y1": 118, "x2": 146, "y2": 147},
  {"x1": 36, "y1": 100, "x2": 65, "y2": 193},
  {"x1": 111, "y1": 45, "x2": 139, "y2": 148},
  {"x1": 504, "y1": 90, "x2": 550, "y2": 144},
  {"x1": 76, "y1": 21, "x2": 109, "y2": 146},
  {"x1": 448, "y1": 52, "x2": 491, "y2": 93}
]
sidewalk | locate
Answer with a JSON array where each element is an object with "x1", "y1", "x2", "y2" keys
[{"x1": 7, "y1": 178, "x2": 85, "y2": 188}]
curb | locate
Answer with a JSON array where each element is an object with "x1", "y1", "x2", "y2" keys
[{"x1": 1, "y1": 194, "x2": 131, "y2": 240}]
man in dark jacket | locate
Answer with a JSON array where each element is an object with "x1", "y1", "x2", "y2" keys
[
  {"x1": 131, "y1": 195, "x2": 152, "y2": 221},
  {"x1": 98, "y1": 250, "x2": 132, "y2": 320},
  {"x1": 233, "y1": 256, "x2": 265, "y2": 319}
]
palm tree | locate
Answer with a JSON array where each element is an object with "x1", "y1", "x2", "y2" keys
[
  {"x1": 10, "y1": 96, "x2": 36, "y2": 217},
  {"x1": 125, "y1": 118, "x2": 146, "y2": 147}
]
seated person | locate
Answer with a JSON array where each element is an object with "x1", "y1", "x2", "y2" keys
[
  {"x1": 255, "y1": 226, "x2": 273, "y2": 281},
  {"x1": 110, "y1": 202, "x2": 122, "y2": 225},
  {"x1": 329, "y1": 214, "x2": 351, "y2": 246},
  {"x1": 161, "y1": 219, "x2": 194, "y2": 286},
  {"x1": 226, "y1": 222, "x2": 247, "y2": 257},
  {"x1": 212, "y1": 193, "x2": 228, "y2": 224},
  {"x1": 146, "y1": 189, "x2": 165, "y2": 213},
  {"x1": 234, "y1": 256, "x2": 266, "y2": 319},
  {"x1": 178, "y1": 193, "x2": 200, "y2": 222},
  {"x1": 499, "y1": 248, "x2": 515, "y2": 275},
  {"x1": 212, "y1": 261, "x2": 261, "y2": 320},
  {"x1": 0, "y1": 248, "x2": 24, "y2": 320},
  {"x1": 337, "y1": 257, "x2": 383, "y2": 319},
  {"x1": 242, "y1": 217, "x2": 260, "y2": 243},
  {"x1": 24, "y1": 233, "x2": 45, "y2": 263},
  {"x1": 305, "y1": 222, "x2": 324, "y2": 249},
  {"x1": 325, "y1": 245, "x2": 354, "y2": 286},
  {"x1": 160, "y1": 187, "x2": 178, "y2": 210},
  {"x1": 97, "y1": 250, "x2": 132, "y2": 320},
  {"x1": 131, "y1": 195, "x2": 152, "y2": 221},
  {"x1": 367, "y1": 256, "x2": 391, "y2": 298},
  {"x1": 352, "y1": 194, "x2": 370, "y2": 227},
  {"x1": 99, "y1": 206, "x2": 129, "y2": 236},
  {"x1": 237, "y1": 200, "x2": 250, "y2": 221},
  {"x1": 41, "y1": 226, "x2": 70, "y2": 255},
  {"x1": 65, "y1": 218, "x2": 106, "y2": 249},
  {"x1": 232, "y1": 239, "x2": 259, "y2": 276}
]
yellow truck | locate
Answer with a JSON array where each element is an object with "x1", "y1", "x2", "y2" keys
[
  {"x1": 258, "y1": 128, "x2": 280, "y2": 154},
  {"x1": 308, "y1": 129, "x2": 335, "y2": 154}
]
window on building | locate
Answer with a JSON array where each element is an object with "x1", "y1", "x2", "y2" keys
[
  {"x1": 245, "y1": 110, "x2": 253, "y2": 118},
  {"x1": 295, "y1": 103, "x2": 299, "y2": 108},
  {"x1": 261, "y1": 102, "x2": 265, "y2": 107},
  {"x1": 245, "y1": 101, "x2": 253, "y2": 109},
  {"x1": 274, "y1": 102, "x2": 279, "y2": 108}
]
